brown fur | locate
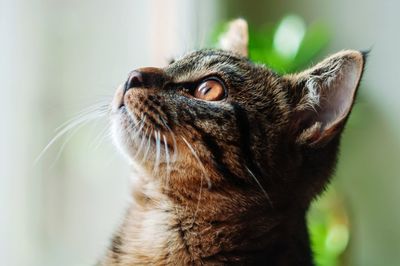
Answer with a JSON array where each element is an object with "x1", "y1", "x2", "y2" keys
[{"x1": 101, "y1": 20, "x2": 366, "y2": 265}]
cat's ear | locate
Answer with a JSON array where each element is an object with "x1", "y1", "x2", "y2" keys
[
  {"x1": 219, "y1": 18, "x2": 249, "y2": 57},
  {"x1": 285, "y1": 50, "x2": 366, "y2": 147}
]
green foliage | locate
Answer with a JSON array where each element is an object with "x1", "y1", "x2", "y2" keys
[
  {"x1": 213, "y1": 15, "x2": 350, "y2": 266},
  {"x1": 307, "y1": 187, "x2": 350, "y2": 266},
  {"x1": 212, "y1": 15, "x2": 330, "y2": 74}
]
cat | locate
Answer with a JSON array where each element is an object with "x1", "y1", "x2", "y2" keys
[{"x1": 101, "y1": 18, "x2": 366, "y2": 265}]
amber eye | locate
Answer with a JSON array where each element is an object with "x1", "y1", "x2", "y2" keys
[{"x1": 193, "y1": 79, "x2": 225, "y2": 101}]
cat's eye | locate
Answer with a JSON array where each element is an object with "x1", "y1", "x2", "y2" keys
[{"x1": 193, "y1": 79, "x2": 226, "y2": 101}]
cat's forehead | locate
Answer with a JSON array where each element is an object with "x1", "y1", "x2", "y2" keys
[{"x1": 165, "y1": 49, "x2": 252, "y2": 83}]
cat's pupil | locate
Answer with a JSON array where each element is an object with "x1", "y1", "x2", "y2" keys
[
  {"x1": 194, "y1": 79, "x2": 225, "y2": 101},
  {"x1": 200, "y1": 85, "x2": 211, "y2": 95}
]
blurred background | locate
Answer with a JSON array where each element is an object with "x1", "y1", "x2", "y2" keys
[{"x1": 1, "y1": 0, "x2": 399, "y2": 265}]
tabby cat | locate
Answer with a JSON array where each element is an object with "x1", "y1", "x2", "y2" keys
[{"x1": 101, "y1": 19, "x2": 366, "y2": 265}]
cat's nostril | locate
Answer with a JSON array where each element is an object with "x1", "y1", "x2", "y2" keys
[{"x1": 124, "y1": 71, "x2": 144, "y2": 93}]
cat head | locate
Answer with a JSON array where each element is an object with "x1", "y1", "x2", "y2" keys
[{"x1": 111, "y1": 19, "x2": 365, "y2": 209}]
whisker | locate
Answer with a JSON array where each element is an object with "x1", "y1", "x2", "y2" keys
[
  {"x1": 49, "y1": 122, "x2": 86, "y2": 168},
  {"x1": 55, "y1": 101, "x2": 109, "y2": 132},
  {"x1": 171, "y1": 132, "x2": 178, "y2": 162},
  {"x1": 131, "y1": 117, "x2": 146, "y2": 140},
  {"x1": 190, "y1": 169, "x2": 204, "y2": 227},
  {"x1": 141, "y1": 128, "x2": 153, "y2": 164},
  {"x1": 163, "y1": 134, "x2": 171, "y2": 187},
  {"x1": 245, "y1": 166, "x2": 273, "y2": 208},
  {"x1": 134, "y1": 126, "x2": 150, "y2": 160},
  {"x1": 159, "y1": 117, "x2": 178, "y2": 161},
  {"x1": 181, "y1": 136, "x2": 206, "y2": 227},
  {"x1": 35, "y1": 106, "x2": 108, "y2": 164},
  {"x1": 152, "y1": 130, "x2": 161, "y2": 176},
  {"x1": 128, "y1": 113, "x2": 144, "y2": 133},
  {"x1": 181, "y1": 136, "x2": 211, "y2": 188},
  {"x1": 88, "y1": 117, "x2": 111, "y2": 150},
  {"x1": 91, "y1": 124, "x2": 111, "y2": 152}
]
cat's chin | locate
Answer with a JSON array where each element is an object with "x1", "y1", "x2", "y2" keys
[
  {"x1": 110, "y1": 113, "x2": 136, "y2": 162},
  {"x1": 110, "y1": 110, "x2": 174, "y2": 174}
]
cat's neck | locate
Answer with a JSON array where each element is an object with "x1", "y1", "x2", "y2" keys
[
  {"x1": 103, "y1": 174, "x2": 314, "y2": 265},
  {"x1": 163, "y1": 191, "x2": 313, "y2": 265}
]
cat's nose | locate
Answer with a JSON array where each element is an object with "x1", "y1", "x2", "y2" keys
[
  {"x1": 124, "y1": 67, "x2": 167, "y2": 94},
  {"x1": 124, "y1": 71, "x2": 144, "y2": 92}
]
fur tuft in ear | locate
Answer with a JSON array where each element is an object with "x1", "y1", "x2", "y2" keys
[
  {"x1": 286, "y1": 50, "x2": 365, "y2": 147},
  {"x1": 219, "y1": 18, "x2": 249, "y2": 57}
]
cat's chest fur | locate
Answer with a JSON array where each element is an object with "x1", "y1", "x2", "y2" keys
[
  {"x1": 102, "y1": 174, "x2": 313, "y2": 266},
  {"x1": 102, "y1": 177, "x2": 187, "y2": 265}
]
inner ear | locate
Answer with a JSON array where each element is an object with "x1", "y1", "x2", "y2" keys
[
  {"x1": 287, "y1": 50, "x2": 366, "y2": 147},
  {"x1": 218, "y1": 18, "x2": 249, "y2": 57}
]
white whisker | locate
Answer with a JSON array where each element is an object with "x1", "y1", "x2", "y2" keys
[
  {"x1": 128, "y1": 113, "x2": 144, "y2": 132},
  {"x1": 134, "y1": 126, "x2": 150, "y2": 160},
  {"x1": 54, "y1": 103, "x2": 108, "y2": 132},
  {"x1": 49, "y1": 122, "x2": 86, "y2": 168},
  {"x1": 89, "y1": 119, "x2": 111, "y2": 151},
  {"x1": 245, "y1": 166, "x2": 273, "y2": 208},
  {"x1": 152, "y1": 130, "x2": 161, "y2": 175},
  {"x1": 181, "y1": 136, "x2": 207, "y2": 227},
  {"x1": 159, "y1": 117, "x2": 178, "y2": 161},
  {"x1": 141, "y1": 128, "x2": 153, "y2": 164},
  {"x1": 91, "y1": 126, "x2": 111, "y2": 152},
  {"x1": 131, "y1": 117, "x2": 146, "y2": 140},
  {"x1": 163, "y1": 134, "x2": 171, "y2": 187},
  {"x1": 35, "y1": 105, "x2": 108, "y2": 165},
  {"x1": 181, "y1": 136, "x2": 211, "y2": 188}
]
